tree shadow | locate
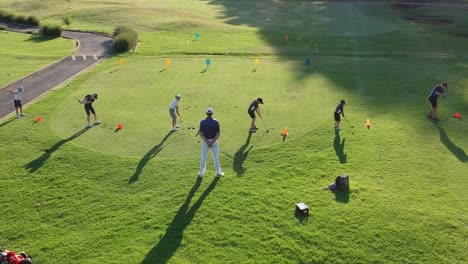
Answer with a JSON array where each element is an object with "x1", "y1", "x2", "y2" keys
[
  {"x1": 24, "y1": 127, "x2": 89, "y2": 173},
  {"x1": 24, "y1": 36, "x2": 56, "y2": 42},
  {"x1": 140, "y1": 177, "x2": 219, "y2": 264},
  {"x1": 233, "y1": 132, "x2": 253, "y2": 175},
  {"x1": 129, "y1": 131, "x2": 175, "y2": 183},
  {"x1": 333, "y1": 130, "x2": 347, "y2": 164},
  {"x1": 434, "y1": 123, "x2": 467, "y2": 162}
]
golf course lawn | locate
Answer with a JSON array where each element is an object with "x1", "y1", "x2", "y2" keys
[
  {"x1": 0, "y1": 1, "x2": 467, "y2": 263},
  {"x1": 0, "y1": 30, "x2": 74, "y2": 87}
]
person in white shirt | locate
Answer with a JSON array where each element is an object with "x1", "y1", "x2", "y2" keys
[
  {"x1": 169, "y1": 94, "x2": 181, "y2": 131},
  {"x1": 9, "y1": 86, "x2": 25, "y2": 119}
]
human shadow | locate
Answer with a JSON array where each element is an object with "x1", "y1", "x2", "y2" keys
[
  {"x1": 24, "y1": 127, "x2": 89, "y2": 173},
  {"x1": 333, "y1": 130, "x2": 347, "y2": 164},
  {"x1": 233, "y1": 132, "x2": 253, "y2": 175},
  {"x1": 0, "y1": 118, "x2": 16, "y2": 128},
  {"x1": 129, "y1": 131, "x2": 175, "y2": 183},
  {"x1": 434, "y1": 123, "x2": 467, "y2": 162},
  {"x1": 140, "y1": 177, "x2": 219, "y2": 264}
]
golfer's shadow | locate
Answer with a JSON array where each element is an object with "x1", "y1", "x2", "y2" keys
[
  {"x1": 434, "y1": 123, "x2": 467, "y2": 162},
  {"x1": 128, "y1": 131, "x2": 175, "y2": 183},
  {"x1": 233, "y1": 133, "x2": 253, "y2": 175},
  {"x1": 24, "y1": 128, "x2": 89, "y2": 173},
  {"x1": 140, "y1": 177, "x2": 219, "y2": 264},
  {"x1": 333, "y1": 130, "x2": 347, "y2": 164},
  {"x1": 200, "y1": 67, "x2": 209, "y2": 74}
]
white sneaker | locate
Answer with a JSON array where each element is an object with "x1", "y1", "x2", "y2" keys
[
  {"x1": 16, "y1": 116, "x2": 20, "y2": 119},
  {"x1": 20, "y1": 113, "x2": 25, "y2": 117},
  {"x1": 172, "y1": 127, "x2": 179, "y2": 131},
  {"x1": 216, "y1": 172, "x2": 224, "y2": 178},
  {"x1": 94, "y1": 120, "x2": 101, "y2": 124},
  {"x1": 87, "y1": 123, "x2": 93, "y2": 128},
  {"x1": 175, "y1": 124, "x2": 180, "y2": 128}
]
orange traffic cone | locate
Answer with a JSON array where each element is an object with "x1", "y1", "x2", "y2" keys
[
  {"x1": 282, "y1": 127, "x2": 288, "y2": 136},
  {"x1": 35, "y1": 116, "x2": 42, "y2": 122},
  {"x1": 117, "y1": 123, "x2": 123, "y2": 129},
  {"x1": 366, "y1": 119, "x2": 371, "y2": 129}
]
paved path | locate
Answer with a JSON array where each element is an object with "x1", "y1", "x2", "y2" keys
[{"x1": 0, "y1": 25, "x2": 112, "y2": 118}]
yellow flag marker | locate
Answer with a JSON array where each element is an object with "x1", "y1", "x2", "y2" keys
[
  {"x1": 165, "y1": 58, "x2": 171, "y2": 67},
  {"x1": 119, "y1": 58, "x2": 124, "y2": 65}
]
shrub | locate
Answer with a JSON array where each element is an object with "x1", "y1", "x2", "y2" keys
[
  {"x1": 26, "y1": 16, "x2": 40, "y2": 26},
  {"x1": 0, "y1": 24, "x2": 7, "y2": 30},
  {"x1": 112, "y1": 26, "x2": 138, "y2": 53},
  {"x1": 112, "y1": 25, "x2": 131, "y2": 37},
  {"x1": 39, "y1": 24, "x2": 62, "y2": 37},
  {"x1": 0, "y1": 9, "x2": 16, "y2": 23},
  {"x1": 14, "y1": 15, "x2": 28, "y2": 25}
]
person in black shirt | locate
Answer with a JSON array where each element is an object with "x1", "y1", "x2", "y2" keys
[
  {"x1": 247, "y1": 97, "x2": 264, "y2": 133},
  {"x1": 334, "y1": 100, "x2": 346, "y2": 131},
  {"x1": 78, "y1": 93, "x2": 101, "y2": 128},
  {"x1": 198, "y1": 107, "x2": 223, "y2": 178},
  {"x1": 427, "y1": 82, "x2": 447, "y2": 121}
]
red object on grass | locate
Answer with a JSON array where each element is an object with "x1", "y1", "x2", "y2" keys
[
  {"x1": 35, "y1": 116, "x2": 41, "y2": 122},
  {"x1": 117, "y1": 123, "x2": 123, "y2": 129},
  {"x1": 454, "y1": 112, "x2": 461, "y2": 119}
]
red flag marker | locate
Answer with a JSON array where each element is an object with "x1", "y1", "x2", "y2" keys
[
  {"x1": 117, "y1": 123, "x2": 123, "y2": 129},
  {"x1": 454, "y1": 112, "x2": 461, "y2": 119},
  {"x1": 35, "y1": 116, "x2": 42, "y2": 122}
]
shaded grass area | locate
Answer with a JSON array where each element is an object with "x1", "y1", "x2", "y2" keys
[{"x1": 0, "y1": 31, "x2": 73, "y2": 87}]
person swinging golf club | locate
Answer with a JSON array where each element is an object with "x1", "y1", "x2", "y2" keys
[
  {"x1": 9, "y1": 86, "x2": 25, "y2": 119},
  {"x1": 169, "y1": 94, "x2": 181, "y2": 131},
  {"x1": 198, "y1": 107, "x2": 224, "y2": 178},
  {"x1": 78, "y1": 93, "x2": 100, "y2": 128},
  {"x1": 334, "y1": 99, "x2": 346, "y2": 131},
  {"x1": 247, "y1": 97, "x2": 264, "y2": 133},
  {"x1": 427, "y1": 82, "x2": 447, "y2": 121}
]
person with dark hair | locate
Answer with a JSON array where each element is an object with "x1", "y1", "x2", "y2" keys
[
  {"x1": 334, "y1": 99, "x2": 346, "y2": 131},
  {"x1": 247, "y1": 97, "x2": 264, "y2": 133},
  {"x1": 9, "y1": 86, "x2": 25, "y2": 119},
  {"x1": 78, "y1": 92, "x2": 100, "y2": 128},
  {"x1": 198, "y1": 107, "x2": 223, "y2": 178},
  {"x1": 427, "y1": 82, "x2": 447, "y2": 121},
  {"x1": 169, "y1": 94, "x2": 181, "y2": 131}
]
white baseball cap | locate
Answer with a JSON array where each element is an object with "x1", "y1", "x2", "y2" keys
[{"x1": 206, "y1": 107, "x2": 213, "y2": 114}]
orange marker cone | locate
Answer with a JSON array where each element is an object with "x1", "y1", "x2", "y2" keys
[
  {"x1": 282, "y1": 127, "x2": 288, "y2": 136},
  {"x1": 117, "y1": 123, "x2": 123, "y2": 129},
  {"x1": 35, "y1": 116, "x2": 41, "y2": 122},
  {"x1": 366, "y1": 118, "x2": 371, "y2": 129}
]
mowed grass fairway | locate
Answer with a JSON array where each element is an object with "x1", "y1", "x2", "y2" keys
[
  {"x1": 1, "y1": 1, "x2": 468, "y2": 263},
  {"x1": 0, "y1": 31, "x2": 73, "y2": 87}
]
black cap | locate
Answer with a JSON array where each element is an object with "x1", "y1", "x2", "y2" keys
[
  {"x1": 441, "y1": 82, "x2": 448, "y2": 88},
  {"x1": 340, "y1": 99, "x2": 346, "y2": 104},
  {"x1": 257, "y1": 98, "x2": 264, "y2": 104}
]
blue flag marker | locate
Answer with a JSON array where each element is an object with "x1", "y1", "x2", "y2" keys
[
  {"x1": 205, "y1": 58, "x2": 211, "y2": 68},
  {"x1": 195, "y1": 33, "x2": 200, "y2": 39}
]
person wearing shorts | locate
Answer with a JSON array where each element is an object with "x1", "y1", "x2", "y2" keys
[
  {"x1": 334, "y1": 100, "x2": 346, "y2": 131},
  {"x1": 9, "y1": 86, "x2": 25, "y2": 119},
  {"x1": 427, "y1": 82, "x2": 447, "y2": 121},
  {"x1": 247, "y1": 97, "x2": 263, "y2": 133},
  {"x1": 169, "y1": 94, "x2": 181, "y2": 131},
  {"x1": 78, "y1": 93, "x2": 100, "y2": 128}
]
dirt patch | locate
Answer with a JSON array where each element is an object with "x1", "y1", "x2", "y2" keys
[{"x1": 404, "y1": 16, "x2": 453, "y2": 24}]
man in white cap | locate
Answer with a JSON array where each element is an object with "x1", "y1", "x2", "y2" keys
[
  {"x1": 169, "y1": 94, "x2": 181, "y2": 131},
  {"x1": 78, "y1": 93, "x2": 100, "y2": 128},
  {"x1": 9, "y1": 86, "x2": 25, "y2": 119},
  {"x1": 198, "y1": 107, "x2": 223, "y2": 178}
]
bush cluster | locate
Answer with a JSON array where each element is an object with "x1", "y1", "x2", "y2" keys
[
  {"x1": 112, "y1": 26, "x2": 138, "y2": 53},
  {"x1": 0, "y1": 9, "x2": 39, "y2": 26},
  {"x1": 39, "y1": 24, "x2": 62, "y2": 37}
]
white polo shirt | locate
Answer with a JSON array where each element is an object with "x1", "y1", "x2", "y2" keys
[{"x1": 169, "y1": 98, "x2": 178, "y2": 109}]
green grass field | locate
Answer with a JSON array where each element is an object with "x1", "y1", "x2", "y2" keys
[
  {"x1": 0, "y1": 1, "x2": 467, "y2": 263},
  {"x1": 0, "y1": 30, "x2": 73, "y2": 87}
]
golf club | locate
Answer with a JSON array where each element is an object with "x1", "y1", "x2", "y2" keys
[
  {"x1": 66, "y1": 85, "x2": 80, "y2": 101},
  {"x1": 343, "y1": 117, "x2": 354, "y2": 128},
  {"x1": 259, "y1": 114, "x2": 270, "y2": 133},
  {"x1": 0, "y1": 73, "x2": 10, "y2": 82}
]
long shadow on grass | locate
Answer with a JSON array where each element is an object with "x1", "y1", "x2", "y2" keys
[
  {"x1": 24, "y1": 127, "x2": 89, "y2": 173},
  {"x1": 333, "y1": 130, "x2": 347, "y2": 164},
  {"x1": 129, "y1": 131, "x2": 175, "y2": 183},
  {"x1": 0, "y1": 118, "x2": 16, "y2": 128},
  {"x1": 141, "y1": 177, "x2": 219, "y2": 264},
  {"x1": 233, "y1": 132, "x2": 253, "y2": 175},
  {"x1": 434, "y1": 123, "x2": 467, "y2": 162}
]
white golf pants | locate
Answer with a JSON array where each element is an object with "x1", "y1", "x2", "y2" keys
[{"x1": 199, "y1": 140, "x2": 222, "y2": 176}]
